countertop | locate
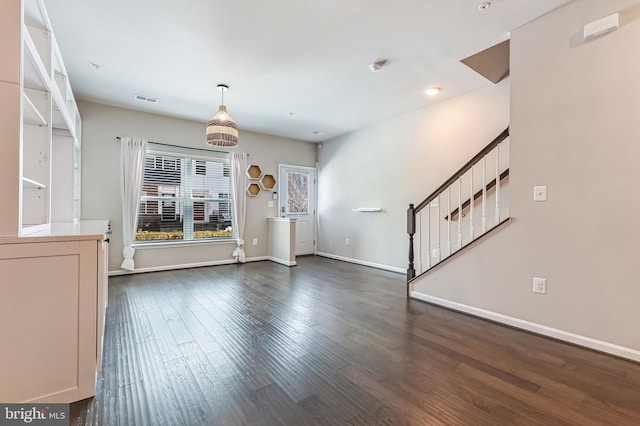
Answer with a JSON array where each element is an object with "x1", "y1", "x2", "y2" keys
[{"x1": 0, "y1": 220, "x2": 110, "y2": 244}]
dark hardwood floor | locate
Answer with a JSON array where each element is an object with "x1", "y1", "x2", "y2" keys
[{"x1": 71, "y1": 256, "x2": 640, "y2": 425}]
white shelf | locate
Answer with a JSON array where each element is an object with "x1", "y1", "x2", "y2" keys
[
  {"x1": 25, "y1": 25, "x2": 51, "y2": 74},
  {"x1": 22, "y1": 26, "x2": 49, "y2": 91},
  {"x1": 352, "y1": 207, "x2": 382, "y2": 212},
  {"x1": 20, "y1": 223, "x2": 50, "y2": 237},
  {"x1": 24, "y1": 0, "x2": 51, "y2": 31},
  {"x1": 51, "y1": 86, "x2": 75, "y2": 137},
  {"x1": 22, "y1": 176, "x2": 47, "y2": 189},
  {"x1": 22, "y1": 92, "x2": 47, "y2": 126}
]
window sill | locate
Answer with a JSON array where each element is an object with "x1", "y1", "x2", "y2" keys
[{"x1": 133, "y1": 238, "x2": 237, "y2": 249}]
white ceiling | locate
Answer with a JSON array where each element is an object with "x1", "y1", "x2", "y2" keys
[{"x1": 43, "y1": 0, "x2": 573, "y2": 142}]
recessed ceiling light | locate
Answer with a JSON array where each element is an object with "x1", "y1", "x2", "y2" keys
[
  {"x1": 312, "y1": 130, "x2": 328, "y2": 135},
  {"x1": 425, "y1": 87, "x2": 442, "y2": 96},
  {"x1": 478, "y1": 1, "x2": 491, "y2": 11}
]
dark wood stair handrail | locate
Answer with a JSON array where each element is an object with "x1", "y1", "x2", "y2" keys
[
  {"x1": 407, "y1": 127, "x2": 510, "y2": 285},
  {"x1": 414, "y1": 127, "x2": 509, "y2": 215}
]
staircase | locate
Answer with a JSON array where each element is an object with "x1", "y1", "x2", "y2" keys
[{"x1": 407, "y1": 128, "x2": 510, "y2": 290}]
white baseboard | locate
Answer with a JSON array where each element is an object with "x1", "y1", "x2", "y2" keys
[
  {"x1": 108, "y1": 256, "x2": 270, "y2": 276},
  {"x1": 268, "y1": 257, "x2": 297, "y2": 267},
  {"x1": 410, "y1": 291, "x2": 640, "y2": 363},
  {"x1": 316, "y1": 252, "x2": 405, "y2": 274}
]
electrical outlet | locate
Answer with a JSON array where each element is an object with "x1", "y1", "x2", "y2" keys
[
  {"x1": 345, "y1": 238, "x2": 350, "y2": 245},
  {"x1": 533, "y1": 277, "x2": 547, "y2": 294},
  {"x1": 252, "y1": 238, "x2": 258, "y2": 245},
  {"x1": 432, "y1": 248, "x2": 440, "y2": 259}
]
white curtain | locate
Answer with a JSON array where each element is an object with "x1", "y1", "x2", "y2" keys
[
  {"x1": 230, "y1": 152, "x2": 248, "y2": 263},
  {"x1": 120, "y1": 137, "x2": 147, "y2": 271}
]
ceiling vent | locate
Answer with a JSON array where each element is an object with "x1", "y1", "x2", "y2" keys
[{"x1": 133, "y1": 94, "x2": 159, "y2": 104}]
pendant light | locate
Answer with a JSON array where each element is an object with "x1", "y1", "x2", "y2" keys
[{"x1": 206, "y1": 84, "x2": 238, "y2": 147}]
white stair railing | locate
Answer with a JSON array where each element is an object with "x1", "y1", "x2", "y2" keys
[{"x1": 407, "y1": 128, "x2": 510, "y2": 282}]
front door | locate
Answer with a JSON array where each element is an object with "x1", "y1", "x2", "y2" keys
[{"x1": 278, "y1": 164, "x2": 316, "y2": 256}]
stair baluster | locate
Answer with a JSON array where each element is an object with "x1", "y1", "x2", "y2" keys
[{"x1": 407, "y1": 128, "x2": 510, "y2": 287}]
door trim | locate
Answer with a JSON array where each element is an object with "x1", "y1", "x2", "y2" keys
[{"x1": 278, "y1": 163, "x2": 318, "y2": 255}]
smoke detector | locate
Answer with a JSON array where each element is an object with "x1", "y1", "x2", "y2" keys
[{"x1": 369, "y1": 59, "x2": 389, "y2": 72}]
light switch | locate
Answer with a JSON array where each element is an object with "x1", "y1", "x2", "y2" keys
[
  {"x1": 533, "y1": 185, "x2": 547, "y2": 202},
  {"x1": 268, "y1": 201, "x2": 274, "y2": 208}
]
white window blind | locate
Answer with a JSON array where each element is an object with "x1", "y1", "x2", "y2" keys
[{"x1": 136, "y1": 147, "x2": 232, "y2": 242}]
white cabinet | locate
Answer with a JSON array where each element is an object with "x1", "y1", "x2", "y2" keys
[
  {"x1": 0, "y1": 0, "x2": 81, "y2": 237},
  {"x1": 0, "y1": 221, "x2": 109, "y2": 403}
]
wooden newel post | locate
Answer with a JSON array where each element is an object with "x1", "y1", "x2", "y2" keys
[{"x1": 407, "y1": 204, "x2": 416, "y2": 283}]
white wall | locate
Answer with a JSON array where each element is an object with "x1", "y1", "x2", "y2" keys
[
  {"x1": 413, "y1": 0, "x2": 640, "y2": 356},
  {"x1": 78, "y1": 101, "x2": 316, "y2": 273},
  {"x1": 317, "y1": 80, "x2": 510, "y2": 270}
]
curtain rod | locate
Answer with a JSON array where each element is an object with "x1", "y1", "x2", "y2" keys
[{"x1": 116, "y1": 137, "x2": 247, "y2": 156}]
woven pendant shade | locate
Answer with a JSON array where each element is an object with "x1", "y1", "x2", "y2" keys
[
  {"x1": 206, "y1": 105, "x2": 238, "y2": 147},
  {"x1": 206, "y1": 84, "x2": 238, "y2": 147}
]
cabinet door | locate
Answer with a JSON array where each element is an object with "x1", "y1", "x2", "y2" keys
[{"x1": 0, "y1": 240, "x2": 97, "y2": 403}]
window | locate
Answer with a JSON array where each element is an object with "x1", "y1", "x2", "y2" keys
[
  {"x1": 136, "y1": 148, "x2": 233, "y2": 243},
  {"x1": 287, "y1": 171, "x2": 309, "y2": 214}
]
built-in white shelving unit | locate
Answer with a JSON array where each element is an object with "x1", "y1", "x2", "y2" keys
[{"x1": 16, "y1": 0, "x2": 82, "y2": 234}]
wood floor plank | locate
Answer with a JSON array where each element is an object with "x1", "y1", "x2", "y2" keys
[
  {"x1": 163, "y1": 357, "x2": 210, "y2": 425},
  {"x1": 71, "y1": 256, "x2": 640, "y2": 425},
  {"x1": 341, "y1": 364, "x2": 445, "y2": 425},
  {"x1": 153, "y1": 287, "x2": 197, "y2": 346},
  {"x1": 145, "y1": 309, "x2": 184, "y2": 363},
  {"x1": 297, "y1": 394, "x2": 354, "y2": 425},
  {"x1": 451, "y1": 362, "x2": 585, "y2": 425},
  {"x1": 178, "y1": 341, "x2": 246, "y2": 425},
  {"x1": 250, "y1": 383, "x2": 314, "y2": 426},
  {"x1": 165, "y1": 289, "x2": 222, "y2": 353},
  {"x1": 134, "y1": 338, "x2": 186, "y2": 426}
]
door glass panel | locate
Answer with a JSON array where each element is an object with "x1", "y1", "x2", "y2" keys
[{"x1": 287, "y1": 172, "x2": 309, "y2": 214}]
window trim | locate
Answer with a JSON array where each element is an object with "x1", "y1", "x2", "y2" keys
[
  {"x1": 132, "y1": 237, "x2": 238, "y2": 249},
  {"x1": 136, "y1": 146, "x2": 233, "y2": 245}
]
